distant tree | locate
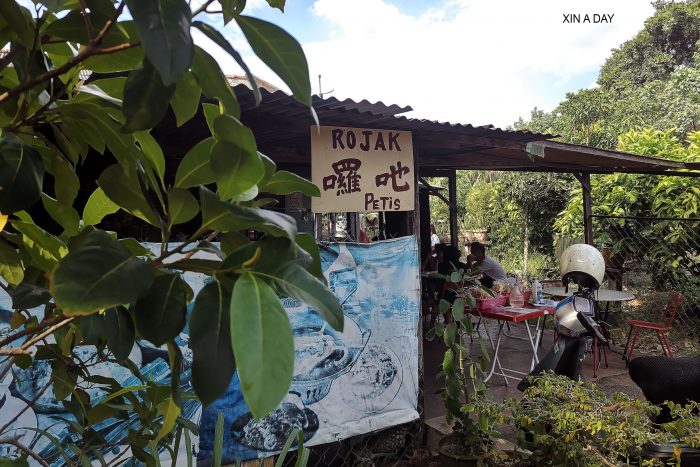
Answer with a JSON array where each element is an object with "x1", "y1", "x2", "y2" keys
[{"x1": 598, "y1": 0, "x2": 700, "y2": 93}]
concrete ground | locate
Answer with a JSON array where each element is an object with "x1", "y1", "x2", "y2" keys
[{"x1": 422, "y1": 317, "x2": 643, "y2": 437}]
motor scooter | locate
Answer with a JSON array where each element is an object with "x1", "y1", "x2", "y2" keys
[
  {"x1": 517, "y1": 289, "x2": 700, "y2": 465},
  {"x1": 517, "y1": 287, "x2": 607, "y2": 392}
]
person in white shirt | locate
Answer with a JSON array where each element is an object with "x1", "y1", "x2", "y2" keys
[
  {"x1": 430, "y1": 224, "x2": 440, "y2": 254},
  {"x1": 467, "y1": 241, "x2": 506, "y2": 288}
]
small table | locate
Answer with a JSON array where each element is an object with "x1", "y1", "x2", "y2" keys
[
  {"x1": 542, "y1": 287, "x2": 635, "y2": 302},
  {"x1": 542, "y1": 287, "x2": 634, "y2": 321},
  {"x1": 468, "y1": 305, "x2": 555, "y2": 385}
]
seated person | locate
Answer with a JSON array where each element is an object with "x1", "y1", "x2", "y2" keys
[
  {"x1": 466, "y1": 241, "x2": 506, "y2": 289},
  {"x1": 438, "y1": 244, "x2": 468, "y2": 276}
]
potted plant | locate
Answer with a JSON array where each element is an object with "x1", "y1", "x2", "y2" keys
[{"x1": 425, "y1": 270, "x2": 507, "y2": 465}]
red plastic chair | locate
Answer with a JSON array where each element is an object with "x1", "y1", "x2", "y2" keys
[{"x1": 623, "y1": 292, "x2": 682, "y2": 360}]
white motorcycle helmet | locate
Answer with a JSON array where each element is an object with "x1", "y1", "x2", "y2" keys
[{"x1": 559, "y1": 243, "x2": 605, "y2": 289}]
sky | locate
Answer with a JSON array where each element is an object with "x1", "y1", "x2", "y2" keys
[{"x1": 196, "y1": 0, "x2": 656, "y2": 129}]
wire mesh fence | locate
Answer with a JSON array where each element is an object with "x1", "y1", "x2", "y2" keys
[{"x1": 591, "y1": 215, "x2": 700, "y2": 356}]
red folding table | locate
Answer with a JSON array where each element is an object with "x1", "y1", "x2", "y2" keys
[{"x1": 468, "y1": 305, "x2": 555, "y2": 385}]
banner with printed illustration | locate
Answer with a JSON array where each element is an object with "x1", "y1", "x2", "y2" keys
[
  {"x1": 197, "y1": 236, "x2": 420, "y2": 463},
  {"x1": 0, "y1": 236, "x2": 419, "y2": 464}
]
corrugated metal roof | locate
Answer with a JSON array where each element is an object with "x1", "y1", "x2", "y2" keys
[
  {"x1": 233, "y1": 84, "x2": 550, "y2": 147},
  {"x1": 196, "y1": 84, "x2": 697, "y2": 175}
]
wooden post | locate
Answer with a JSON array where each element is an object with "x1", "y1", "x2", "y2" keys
[
  {"x1": 448, "y1": 169, "x2": 458, "y2": 247},
  {"x1": 413, "y1": 133, "x2": 426, "y2": 439},
  {"x1": 575, "y1": 172, "x2": 594, "y2": 245}
]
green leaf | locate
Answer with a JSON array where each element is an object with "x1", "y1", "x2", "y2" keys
[
  {"x1": 192, "y1": 21, "x2": 261, "y2": 105},
  {"x1": 0, "y1": 238, "x2": 23, "y2": 286},
  {"x1": 120, "y1": 238, "x2": 154, "y2": 257},
  {"x1": 133, "y1": 273, "x2": 189, "y2": 346},
  {"x1": 168, "y1": 188, "x2": 199, "y2": 226},
  {"x1": 452, "y1": 299, "x2": 465, "y2": 321},
  {"x1": 43, "y1": 10, "x2": 128, "y2": 44},
  {"x1": 174, "y1": 138, "x2": 216, "y2": 188},
  {"x1": 126, "y1": 0, "x2": 194, "y2": 85},
  {"x1": 210, "y1": 141, "x2": 265, "y2": 199},
  {"x1": 12, "y1": 220, "x2": 68, "y2": 268},
  {"x1": 104, "y1": 306, "x2": 136, "y2": 361},
  {"x1": 202, "y1": 103, "x2": 220, "y2": 133},
  {"x1": 275, "y1": 428, "x2": 300, "y2": 467},
  {"x1": 235, "y1": 15, "x2": 311, "y2": 106},
  {"x1": 75, "y1": 83, "x2": 123, "y2": 106},
  {"x1": 167, "y1": 258, "x2": 221, "y2": 274},
  {"x1": 191, "y1": 46, "x2": 240, "y2": 117},
  {"x1": 134, "y1": 131, "x2": 166, "y2": 183},
  {"x1": 79, "y1": 313, "x2": 105, "y2": 346},
  {"x1": 294, "y1": 233, "x2": 323, "y2": 282},
  {"x1": 52, "y1": 155, "x2": 79, "y2": 205},
  {"x1": 52, "y1": 125, "x2": 80, "y2": 165},
  {"x1": 171, "y1": 71, "x2": 201, "y2": 127},
  {"x1": 220, "y1": 231, "x2": 250, "y2": 255},
  {"x1": 444, "y1": 322, "x2": 456, "y2": 347},
  {"x1": 98, "y1": 164, "x2": 161, "y2": 226},
  {"x1": 41, "y1": 194, "x2": 80, "y2": 237},
  {"x1": 213, "y1": 412, "x2": 224, "y2": 467},
  {"x1": 212, "y1": 114, "x2": 257, "y2": 151},
  {"x1": 266, "y1": 0, "x2": 285, "y2": 12},
  {"x1": 51, "y1": 231, "x2": 155, "y2": 315},
  {"x1": 200, "y1": 186, "x2": 297, "y2": 237},
  {"x1": 221, "y1": 0, "x2": 246, "y2": 24},
  {"x1": 0, "y1": 138, "x2": 44, "y2": 213},
  {"x1": 0, "y1": 2, "x2": 36, "y2": 46},
  {"x1": 260, "y1": 170, "x2": 320, "y2": 196},
  {"x1": 264, "y1": 262, "x2": 343, "y2": 331},
  {"x1": 155, "y1": 397, "x2": 181, "y2": 443},
  {"x1": 258, "y1": 152, "x2": 277, "y2": 186},
  {"x1": 83, "y1": 45, "x2": 144, "y2": 73},
  {"x1": 122, "y1": 60, "x2": 177, "y2": 132},
  {"x1": 190, "y1": 280, "x2": 235, "y2": 406},
  {"x1": 231, "y1": 272, "x2": 294, "y2": 418},
  {"x1": 60, "y1": 103, "x2": 138, "y2": 167},
  {"x1": 83, "y1": 187, "x2": 120, "y2": 226}
]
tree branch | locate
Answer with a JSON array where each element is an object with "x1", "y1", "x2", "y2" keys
[
  {"x1": 0, "y1": 316, "x2": 65, "y2": 348},
  {"x1": 0, "y1": 436, "x2": 50, "y2": 467},
  {"x1": 78, "y1": 0, "x2": 94, "y2": 39},
  {"x1": 151, "y1": 228, "x2": 212, "y2": 268},
  {"x1": 20, "y1": 316, "x2": 77, "y2": 351},
  {"x1": 0, "y1": 0, "x2": 127, "y2": 104},
  {"x1": 192, "y1": 0, "x2": 216, "y2": 16},
  {"x1": 95, "y1": 41, "x2": 141, "y2": 55}
]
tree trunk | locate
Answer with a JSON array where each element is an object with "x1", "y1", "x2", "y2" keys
[{"x1": 523, "y1": 206, "x2": 529, "y2": 277}]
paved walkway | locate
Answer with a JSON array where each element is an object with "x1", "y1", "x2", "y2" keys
[{"x1": 422, "y1": 318, "x2": 632, "y2": 422}]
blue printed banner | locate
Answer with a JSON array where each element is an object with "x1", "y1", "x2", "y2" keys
[
  {"x1": 198, "y1": 236, "x2": 420, "y2": 462},
  {"x1": 0, "y1": 236, "x2": 419, "y2": 464}
]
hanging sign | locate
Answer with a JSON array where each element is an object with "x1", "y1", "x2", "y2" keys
[{"x1": 311, "y1": 126, "x2": 415, "y2": 213}]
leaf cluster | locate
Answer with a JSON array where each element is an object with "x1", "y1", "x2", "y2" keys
[{"x1": 0, "y1": 0, "x2": 340, "y2": 464}]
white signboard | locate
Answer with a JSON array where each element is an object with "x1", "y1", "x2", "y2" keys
[{"x1": 311, "y1": 126, "x2": 415, "y2": 213}]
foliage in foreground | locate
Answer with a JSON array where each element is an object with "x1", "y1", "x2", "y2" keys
[
  {"x1": 511, "y1": 373, "x2": 700, "y2": 466},
  {"x1": 0, "y1": 0, "x2": 342, "y2": 464}
]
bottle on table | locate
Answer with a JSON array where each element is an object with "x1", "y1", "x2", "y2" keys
[
  {"x1": 531, "y1": 279, "x2": 542, "y2": 304},
  {"x1": 509, "y1": 283, "x2": 525, "y2": 308}
]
